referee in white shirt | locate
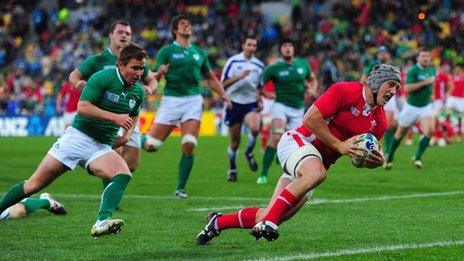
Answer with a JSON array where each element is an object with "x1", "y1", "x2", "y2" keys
[{"x1": 221, "y1": 34, "x2": 265, "y2": 182}]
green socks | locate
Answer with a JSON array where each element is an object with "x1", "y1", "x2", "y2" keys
[
  {"x1": 386, "y1": 136, "x2": 402, "y2": 162},
  {"x1": 383, "y1": 129, "x2": 394, "y2": 155},
  {"x1": 260, "y1": 146, "x2": 277, "y2": 177},
  {"x1": 415, "y1": 136, "x2": 431, "y2": 160},
  {"x1": 177, "y1": 154, "x2": 194, "y2": 190},
  {"x1": 97, "y1": 174, "x2": 131, "y2": 221},
  {"x1": 22, "y1": 198, "x2": 50, "y2": 214},
  {"x1": 102, "y1": 179, "x2": 111, "y2": 190},
  {"x1": 0, "y1": 181, "x2": 27, "y2": 213}
]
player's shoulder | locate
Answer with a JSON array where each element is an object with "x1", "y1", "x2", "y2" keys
[
  {"x1": 251, "y1": 56, "x2": 265, "y2": 69},
  {"x1": 329, "y1": 81, "x2": 363, "y2": 97}
]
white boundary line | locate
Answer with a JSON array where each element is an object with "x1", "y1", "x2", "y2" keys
[
  {"x1": 188, "y1": 190, "x2": 464, "y2": 212},
  {"x1": 251, "y1": 239, "x2": 464, "y2": 261}
]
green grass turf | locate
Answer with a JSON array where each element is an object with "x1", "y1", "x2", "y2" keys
[{"x1": 0, "y1": 136, "x2": 463, "y2": 260}]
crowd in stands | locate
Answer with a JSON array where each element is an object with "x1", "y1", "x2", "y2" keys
[{"x1": 1, "y1": 0, "x2": 464, "y2": 116}]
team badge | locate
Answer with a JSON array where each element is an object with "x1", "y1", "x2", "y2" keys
[
  {"x1": 193, "y1": 54, "x2": 200, "y2": 61},
  {"x1": 297, "y1": 68, "x2": 304, "y2": 75},
  {"x1": 362, "y1": 103, "x2": 372, "y2": 116},
  {"x1": 129, "y1": 99, "x2": 136, "y2": 109}
]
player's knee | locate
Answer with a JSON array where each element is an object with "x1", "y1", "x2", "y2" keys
[
  {"x1": 299, "y1": 164, "x2": 327, "y2": 187},
  {"x1": 144, "y1": 135, "x2": 163, "y2": 152},
  {"x1": 9, "y1": 204, "x2": 27, "y2": 218},
  {"x1": 181, "y1": 134, "x2": 197, "y2": 155},
  {"x1": 230, "y1": 141, "x2": 240, "y2": 150},
  {"x1": 23, "y1": 180, "x2": 42, "y2": 195}
]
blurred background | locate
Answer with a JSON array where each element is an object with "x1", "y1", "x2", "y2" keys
[{"x1": 0, "y1": 0, "x2": 463, "y2": 136}]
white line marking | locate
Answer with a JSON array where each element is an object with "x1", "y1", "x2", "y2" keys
[
  {"x1": 50, "y1": 193, "x2": 268, "y2": 201},
  {"x1": 187, "y1": 190, "x2": 464, "y2": 212},
  {"x1": 251, "y1": 239, "x2": 464, "y2": 261}
]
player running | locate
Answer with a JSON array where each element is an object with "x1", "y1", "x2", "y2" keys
[
  {"x1": 221, "y1": 34, "x2": 264, "y2": 181},
  {"x1": 0, "y1": 43, "x2": 147, "y2": 237},
  {"x1": 257, "y1": 38, "x2": 318, "y2": 184},
  {"x1": 196, "y1": 64, "x2": 401, "y2": 244},
  {"x1": 141, "y1": 14, "x2": 231, "y2": 198},
  {"x1": 385, "y1": 48, "x2": 436, "y2": 169}
]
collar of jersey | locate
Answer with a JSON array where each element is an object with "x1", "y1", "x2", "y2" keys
[
  {"x1": 239, "y1": 52, "x2": 255, "y2": 61},
  {"x1": 116, "y1": 67, "x2": 130, "y2": 87},
  {"x1": 107, "y1": 47, "x2": 116, "y2": 57},
  {"x1": 173, "y1": 41, "x2": 192, "y2": 49},
  {"x1": 278, "y1": 58, "x2": 294, "y2": 66}
]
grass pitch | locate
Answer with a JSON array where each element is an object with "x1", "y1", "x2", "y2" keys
[{"x1": 1, "y1": 136, "x2": 463, "y2": 260}]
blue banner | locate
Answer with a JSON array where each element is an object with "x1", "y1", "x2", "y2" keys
[{"x1": 0, "y1": 116, "x2": 65, "y2": 137}]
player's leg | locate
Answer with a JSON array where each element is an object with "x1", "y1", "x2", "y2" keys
[
  {"x1": 413, "y1": 115, "x2": 434, "y2": 169},
  {"x1": 227, "y1": 122, "x2": 242, "y2": 182},
  {"x1": 252, "y1": 141, "x2": 326, "y2": 241},
  {"x1": 0, "y1": 154, "x2": 68, "y2": 213},
  {"x1": 173, "y1": 119, "x2": 200, "y2": 198},
  {"x1": 142, "y1": 122, "x2": 174, "y2": 152},
  {"x1": 258, "y1": 118, "x2": 285, "y2": 184},
  {"x1": 386, "y1": 103, "x2": 418, "y2": 169},
  {"x1": 383, "y1": 110, "x2": 397, "y2": 155},
  {"x1": 1, "y1": 204, "x2": 27, "y2": 220},
  {"x1": 88, "y1": 151, "x2": 132, "y2": 237},
  {"x1": 243, "y1": 111, "x2": 261, "y2": 172}
]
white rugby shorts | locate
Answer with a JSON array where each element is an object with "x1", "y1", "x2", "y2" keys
[
  {"x1": 48, "y1": 126, "x2": 113, "y2": 170},
  {"x1": 154, "y1": 95, "x2": 203, "y2": 125},
  {"x1": 277, "y1": 130, "x2": 322, "y2": 180},
  {"x1": 272, "y1": 102, "x2": 305, "y2": 130},
  {"x1": 446, "y1": 96, "x2": 464, "y2": 114},
  {"x1": 398, "y1": 102, "x2": 433, "y2": 127}
]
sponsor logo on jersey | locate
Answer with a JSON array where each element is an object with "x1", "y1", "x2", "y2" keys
[
  {"x1": 350, "y1": 105, "x2": 360, "y2": 116},
  {"x1": 278, "y1": 70, "x2": 290, "y2": 77},
  {"x1": 172, "y1": 53, "x2": 185, "y2": 59},
  {"x1": 129, "y1": 99, "x2": 136, "y2": 109},
  {"x1": 104, "y1": 91, "x2": 120, "y2": 103}
]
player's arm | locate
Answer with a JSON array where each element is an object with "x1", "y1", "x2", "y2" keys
[
  {"x1": 306, "y1": 72, "x2": 319, "y2": 97},
  {"x1": 303, "y1": 85, "x2": 361, "y2": 157},
  {"x1": 55, "y1": 90, "x2": 64, "y2": 114},
  {"x1": 78, "y1": 101, "x2": 133, "y2": 130},
  {"x1": 141, "y1": 70, "x2": 158, "y2": 95},
  {"x1": 220, "y1": 59, "x2": 250, "y2": 89},
  {"x1": 406, "y1": 78, "x2": 434, "y2": 92},
  {"x1": 69, "y1": 69, "x2": 86, "y2": 90},
  {"x1": 204, "y1": 70, "x2": 232, "y2": 108},
  {"x1": 112, "y1": 115, "x2": 138, "y2": 149}
]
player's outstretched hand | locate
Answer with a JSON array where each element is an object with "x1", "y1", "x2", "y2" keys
[
  {"x1": 364, "y1": 149, "x2": 385, "y2": 169},
  {"x1": 241, "y1": 69, "x2": 251, "y2": 78},
  {"x1": 113, "y1": 114, "x2": 133, "y2": 131}
]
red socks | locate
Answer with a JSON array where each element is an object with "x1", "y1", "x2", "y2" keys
[
  {"x1": 217, "y1": 207, "x2": 259, "y2": 230},
  {"x1": 262, "y1": 188, "x2": 299, "y2": 225}
]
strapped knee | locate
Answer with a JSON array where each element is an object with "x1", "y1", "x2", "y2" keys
[
  {"x1": 272, "y1": 126, "x2": 286, "y2": 135},
  {"x1": 145, "y1": 136, "x2": 163, "y2": 151},
  {"x1": 181, "y1": 134, "x2": 197, "y2": 146},
  {"x1": 283, "y1": 144, "x2": 322, "y2": 179}
]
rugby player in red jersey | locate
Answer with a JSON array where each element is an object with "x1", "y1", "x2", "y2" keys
[{"x1": 196, "y1": 64, "x2": 402, "y2": 244}]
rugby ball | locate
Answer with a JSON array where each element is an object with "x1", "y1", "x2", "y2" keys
[{"x1": 350, "y1": 133, "x2": 380, "y2": 168}]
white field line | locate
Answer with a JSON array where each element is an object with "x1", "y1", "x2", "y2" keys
[
  {"x1": 188, "y1": 190, "x2": 464, "y2": 212},
  {"x1": 250, "y1": 239, "x2": 464, "y2": 261}
]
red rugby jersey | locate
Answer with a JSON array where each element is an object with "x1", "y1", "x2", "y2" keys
[{"x1": 295, "y1": 82, "x2": 387, "y2": 169}]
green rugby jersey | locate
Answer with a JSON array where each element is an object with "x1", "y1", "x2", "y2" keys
[
  {"x1": 78, "y1": 48, "x2": 149, "y2": 80},
  {"x1": 406, "y1": 63, "x2": 436, "y2": 107},
  {"x1": 262, "y1": 58, "x2": 311, "y2": 108},
  {"x1": 153, "y1": 41, "x2": 211, "y2": 97},
  {"x1": 72, "y1": 68, "x2": 145, "y2": 145}
]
